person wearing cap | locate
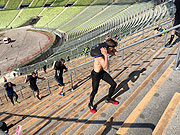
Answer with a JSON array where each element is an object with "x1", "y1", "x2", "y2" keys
[
  {"x1": 88, "y1": 38, "x2": 119, "y2": 113},
  {"x1": 24, "y1": 72, "x2": 46, "y2": 100},
  {"x1": 4, "y1": 82, "x2": 20, "y2": 105}
]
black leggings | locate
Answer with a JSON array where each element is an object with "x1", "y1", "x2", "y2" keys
[
  {"x1": 90, "y1": 70, "x2": 117, "y2": 105},
  {"x1": 8, "y1": 92, "x2": 18, "y2": 105}
]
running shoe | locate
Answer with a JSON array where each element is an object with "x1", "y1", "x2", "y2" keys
[
  {"x1": 105, "y1": 99, "x2": 119, "y2": 105},
  {"x1": 16, "y1": 101, "x2": 20, "y2": 104},
  {"x1": 88, "y1": 104, "x2": 97, "y2": 113},
  {"x1": 37, "y1": 96, "x2": 41, "y2": 100},
  {"x1": 164, "y1": 41, "x2": 172, "y2": 48},
  {"x1": 59, "y1": 91, "x2": 64, "y2": 96}
]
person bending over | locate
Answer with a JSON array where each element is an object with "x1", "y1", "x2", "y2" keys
[
  {"x1": 4, "y1": 82, "x2": 20, "y2": 105},
  {"x1": 89, "y1": 38, "x2": 119, "y2": 113},
  {"x1": 24, "y1": 72, "x2": 46, "y2": 100}
]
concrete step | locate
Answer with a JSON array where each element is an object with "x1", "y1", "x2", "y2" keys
[{"x1": 153, "y1": 92, "x2": 180, "y2": 135}]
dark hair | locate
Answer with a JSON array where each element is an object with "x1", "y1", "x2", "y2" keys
[
  {"x1": 31, "y1": 72, "x2": 36, "y2": 75},
  {"x1": 106, "y1": 38, "x2": 117, "y2": 48},
  {"x1": 59, "y1": 58, "x2": 65, "y2": 63}
]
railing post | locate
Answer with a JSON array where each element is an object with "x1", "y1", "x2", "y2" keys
[
  {"x1": 164, "y1": 23, "x2": 169, "y2": 45},
  {"x1": 72, "y1": 63, "x2": 76, "y2": 75},
  {"x1": 171, "y1": 43, "x2": 180, "y2": 71},
  {"x1": 46, "y1": 79, "x2": 51, "y2": 94},
  {"x1": 68, "y1": 70, "x2": 74, "y2": 91},
  {"x1": 107, "y1": 55, "x2": 110, "y2": 73},
  {"x1": 122, "y1": 43, "x2": 125, "y2": 61},
  {"x1": 85, "y1": 54, "x2": 87, "y2": 63}
]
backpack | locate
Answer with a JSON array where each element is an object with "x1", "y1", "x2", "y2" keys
[{"x1": 90, "y1": 42, "x2": 108, "y2": 58}]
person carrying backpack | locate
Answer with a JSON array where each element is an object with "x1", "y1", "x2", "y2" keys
[{"x1": 89, "y1": 38, "x2": 119, "y2": 113}]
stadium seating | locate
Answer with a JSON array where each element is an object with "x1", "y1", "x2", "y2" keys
[
  {"x1": 1, "y1": 23, "x2": 180, "y2": 134},
  {"x1": 9, "y1": 8, "x2": 43, "y2": 28},
  {"x1": 0, "y1": 10, "x2": 19, "y2": 29},
  {"x1": 45, "y1": 0, "x2": 94, "y2": 28},
  {"x1": 0, "y1": 0, "x2": 8, "y2": 6},
  {"x1": 5, "y1": 0, "x2": 22, "y2": 9},
  {"x1": 1, "y1": 1, "x2": 180, "y2": 134}
]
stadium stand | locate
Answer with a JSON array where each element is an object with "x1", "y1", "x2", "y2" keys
[
  {"x1": 9, "y1": 8, "x2": 43, "y2": 28},
  {"x1": 30, "y1": 0, "x2": 48, "y2": 8},
  {"x1": 1, "y1": 1, "x2": 180, "y2": 135},
  {"x1": 46, "y1": 0, "x2": 94, "y2": 28},
  {"x1": 1, "y1": 22, "x2": 180, "y2": 134},
  {"x1": 5, "y1": 0, "x2": 22, "y2": 9},
  {"x1": 0, "y1": 10, "x2": 19, "y2": 29},
  {"x1": 0, "y1": 0, "x2": 8, "y2": 7}
]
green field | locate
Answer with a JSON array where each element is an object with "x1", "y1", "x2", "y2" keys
[
  {"x1": 9, "y1": 8, "x2": 43, "y2": 28},
  {"x1": 0, "y1": 9, "x2": 19, "y2": 28},
  {"x1": 6, "y1": 0, "x2": 21, "y2": 9}
]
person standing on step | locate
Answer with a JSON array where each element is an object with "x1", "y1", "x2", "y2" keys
[
  {"x1": 4, "y1": 82, "x2": 20, "y2": 106},
  {"x1": 165, "y1": 0, "x2": 180, "y2": 47},
  {"x1": 52, "y1": 58, "x2": 68, "y2": 96},
  {"x1": 89, "y1": 38, "x2": 119, "y2": 113},
  {"x1": 0, "y1": 121, "x2": 8, "y2": 134},
  {"x1": 24, "y1": 72, "x2": 46, "y2": 100},
  {"x1": 43, "y1": 64, "x2": 47, "y2": 73},
  {"x1": 3, "y1": 77, "x2": 7, "y2": 83}
]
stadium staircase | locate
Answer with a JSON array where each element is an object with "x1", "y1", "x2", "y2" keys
[{"x1": 0, "y1": 20, "x2": 180, "y2": 134}]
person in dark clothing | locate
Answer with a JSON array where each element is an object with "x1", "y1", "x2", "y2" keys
[
  {"x1": 43, "y1": 64, "x2": 47, "y2": 73},
  {"x1": 4, "y1": 82, "x2": 20, "y2": 105},
  {"x1": 24, "y1": 72, "x2": 46, "y2": 100},
  {"x1": 165, "y1": 0, "x2": 180, "y2": 47},
  {"x1": 89, "y1": 38, "x2": 119, "y2": 113},
  {"x1": 3, "y1": 77, "x2": 7, "y2": 83},
  {"x1": 52, "y1": 58, "x2": 68, "y2": 96},
  {"x1": 0, "y1": 121, "x2": 8, "y2": 134}
]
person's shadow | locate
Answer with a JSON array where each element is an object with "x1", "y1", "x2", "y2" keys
[
  {"x1": 171, "y1": 37, "x2": 180, "y2": 46},
  {"x1": 94, "y1": 68, "x2": 146, "y2": 109}
]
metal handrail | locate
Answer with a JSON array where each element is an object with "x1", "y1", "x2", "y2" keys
[{"x1": 67, "y1": 24, "x2": 180, "y2": 89}]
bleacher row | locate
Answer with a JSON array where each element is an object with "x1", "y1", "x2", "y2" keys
[
  {"x1": 1, "y1": 0, "x2": 180, "y2": 134},
  {"x1": 0, "y1": 0, "x2": 138, "y2": 37},
  {"x1": 19, "y1": 1, "x2": 172, "y2": 75},
  {"x1": 1, "y1": 18, "x2": 180, "y2": 134}
]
